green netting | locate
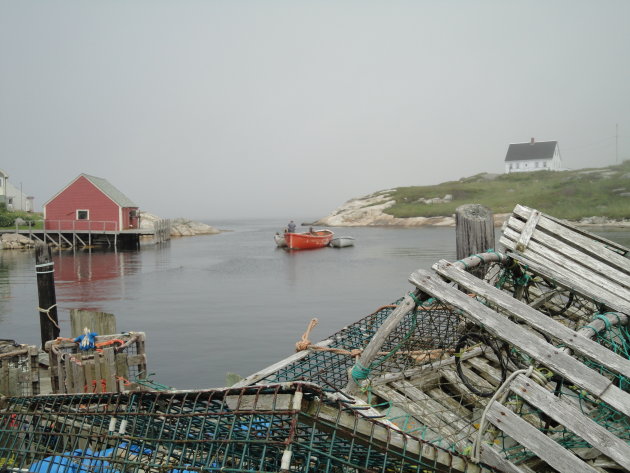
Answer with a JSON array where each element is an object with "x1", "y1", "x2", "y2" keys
[
  {"x1": 261, "y1": 298, "x2": 460, "y2": 393},
  {"x1": 0, "y1": 383, "x2": 480, "y2": 473}
]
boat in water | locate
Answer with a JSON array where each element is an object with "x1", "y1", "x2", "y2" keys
[
  {"x1": 274, "y1": 233, "x2": 287, "y2": 248},
  {"x1": 329, "y1": 236, "x2": 355, "y2": 248},
  {"x1": 284, "y1": 229, "x2": 333, "y2": 250}
]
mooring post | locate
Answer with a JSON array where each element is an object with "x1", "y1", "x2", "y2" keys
[
  {"x1": 35, "y1": 242, "x2": 60, "y2": 347},
  {"x1": 455, "y1": 204, "x2": 495, "y2": 277}
]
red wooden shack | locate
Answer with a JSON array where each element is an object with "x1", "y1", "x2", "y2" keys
[{"x1": 44, "y1": 174, "x2": 139, "y2": 231}]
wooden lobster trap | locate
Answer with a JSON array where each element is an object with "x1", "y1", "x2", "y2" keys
[
  {"x1": 44, "y1": 332, "x2": 147, "y2": 394},
  {"x1": 0, "y1": 340, "x2": 39, "y2": 396}
]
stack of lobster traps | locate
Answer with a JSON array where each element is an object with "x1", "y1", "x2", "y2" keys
[{"x1": 1, "y1": 204, "x2": 629, "y2": 472}]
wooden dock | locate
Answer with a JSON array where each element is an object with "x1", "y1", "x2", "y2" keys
[{"x1": 1, "y1": 218, "x2": 172, "y2": 249}]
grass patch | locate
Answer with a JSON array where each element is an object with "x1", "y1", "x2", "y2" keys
[
  {"x1": 0, "y1": 206, "x2": 43, "y2": 229},
  {"x1": 384, "y1": 161, "x2": 630, "y2": 220}
]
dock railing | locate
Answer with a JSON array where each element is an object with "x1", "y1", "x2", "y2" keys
[{"x1": 44, "y1": 220, "x2": 119, "y2": 232}]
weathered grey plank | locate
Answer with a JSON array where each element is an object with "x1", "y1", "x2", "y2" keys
[
  {"x1": 373, "y1": 384, "x2": 463, "y2": 444},
  {"x1": 484, "y1": 401, "x2": 599, "y2": 473},
  {"x1": 392, "y1": 380, "x2": 473, "y2": 436},
  {"x1": 371, "y1": 347, "x2": 483, "y2": 386},
  {"x1": 515, "y1": 209, "x2": 540, "y2": 252},
  {"x1": 498, "y1": 244, "x2": 630, "y2": 314},
  {"x1": 409, "y1": 269, "x2": 630, "y2": 417},
  {"x1": 70, "y1": 309, "x2": 117, "y2": 338},
  {"x1": 512, "y1": 204, "x2": 630, "y2": 266},
  {"x1": 504, "y1": 219, "x2": 630, "y2": 292},
  {"x1": 510, "y1": 375, "x2": 630, "y2": 470},
  {"x1": 345, "y1": 292, "x2": 420, "y2": 394},
  {"x1": 433, "y1": 260, "x2": 630, "y2": 380}
]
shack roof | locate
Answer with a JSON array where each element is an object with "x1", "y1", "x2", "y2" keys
[
  {"x1": 44, "y1": 174, "x2": 138, "y2": 208},
  {"x1": 505, "y1": 140, "x2": 557, "y2": 162}
]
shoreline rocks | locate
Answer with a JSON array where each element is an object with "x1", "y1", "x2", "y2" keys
[
  {"x1": 314, "y1": 193, "x2": 630, "y2": 229},
  {"x1": 139, "y1": 212, "x2": 221, "y2": 237},
  {"x1": 1, "y1": 233, "x2": 35, "y2": 249}
]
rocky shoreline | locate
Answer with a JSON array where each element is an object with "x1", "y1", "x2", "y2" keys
[
  {"x1": 313, "y1": 192, "x2": 630, "y2": 229},
  {"x1": 138, "y1": 212, "x2": 221, "y2": 237}
]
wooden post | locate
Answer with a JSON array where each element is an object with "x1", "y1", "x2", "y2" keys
[
  {"x1": 70, "y1": 309, "x2": 117, "y2": 338},
  {"x1": 455, "y1": 204, "x2": 495, "y2": 277},
  {"x1": 35, "y1": 242, "x2": 60, "y2": 347}
]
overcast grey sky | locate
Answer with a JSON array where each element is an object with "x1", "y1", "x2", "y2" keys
[{"x1": 1, "y1": 1, "x2": 629, "y2": 220}]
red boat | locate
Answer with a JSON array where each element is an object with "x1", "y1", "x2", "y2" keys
[{"x1": 284, "y1": 229, "x2": 334, "y2": 250}]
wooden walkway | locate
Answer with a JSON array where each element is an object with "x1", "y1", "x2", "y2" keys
[{"x1": 1, "y1": 218, "x2": 171, "y2": 249}]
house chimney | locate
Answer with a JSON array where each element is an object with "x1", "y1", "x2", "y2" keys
[{"x1": 530, "y1": 137, "x2": 535, "y2": 145}]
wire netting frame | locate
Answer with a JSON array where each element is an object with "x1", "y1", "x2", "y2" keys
[{"x1": 0, "y1": 382, "x2": 493, "y2": 473}]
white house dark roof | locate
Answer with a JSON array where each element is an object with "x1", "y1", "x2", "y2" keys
[
  {"x1": 82, "y1": 174, "x2": 138, "y2": 207},
  {"x1": 505, "y1": 141, "x2": 557, "y2": 162}
]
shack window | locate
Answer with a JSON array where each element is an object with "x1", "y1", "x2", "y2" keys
[{"x1": 77, "y1": 210, "x2": 89, "y2": 220}]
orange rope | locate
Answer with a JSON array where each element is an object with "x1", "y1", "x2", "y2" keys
[{"x1": 295, "y1": 318, "x2": 319, "y2": 352}]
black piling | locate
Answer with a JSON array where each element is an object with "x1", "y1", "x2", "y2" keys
[{"x1": 35, "y1": 242, "x2": 60, "y2": 347}]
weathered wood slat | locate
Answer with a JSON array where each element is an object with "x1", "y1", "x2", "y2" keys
[
  {"x1": 345, "y1": 292, "x2": 420, "y2": 394},
  {"x1": 409, "y1": 269, "x2": 630, "y2": 418},
  {"x1": 504, "y1": 219, "x2": 630, "y2": 293},
  {"x1": 303, "y1": 399, "x2": 470, "y2": 470},
  {"x1": 426, "y1": 387, "x2": 472, "y2": 418},
  {"x1": 484, "y1": 401, "x2": 599, "y2": 473},
  {"x1": 433, "y1": 260, "x2": 630, "y2": 380},
  {"x1": 372, "y1": 347, "x2": 483, "y2": 386},
  {"x1": 515, "y1": 209, "x2": 540, "y2": 252},
  {"x1": 392, "y1": 380, "x2": 473, "y2": 437},
  {"x1": 512, "y1": 204, "x2": 630, "y2": 266},
  {"x1": 440, "y1": 367, "x2": 483, "y2": 407},
  {"x1": 372, "y1": 384, "x2": 463, "y2": 444},
  {"x1": 499, "y1": 243, "x2": 630, "y2": 314},
  {"x1": 510, "y1": 375, "x2": 630, "y2": 470}
]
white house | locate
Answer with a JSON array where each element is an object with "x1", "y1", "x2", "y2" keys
[
  {"x1": 0, "y1": 169, "x2": 34, "y2": 212},
  {"x1": 504, "y1": 138, "x2": 562, "y2": 173}
]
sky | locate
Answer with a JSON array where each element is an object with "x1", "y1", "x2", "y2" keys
[{"x1": 1, "y1": 1, "x2": 629, "y2": 220}]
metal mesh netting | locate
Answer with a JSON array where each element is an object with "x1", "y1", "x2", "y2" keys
[
  {"x1": 261, "y1": 300, "x2": 462, "y2": 393},
  {"x1": 255, "y1": 257, "x2": 630, "y2": 460},
  {"x1": 0, "y1": 383, "x2": 481, "y2": 473}
]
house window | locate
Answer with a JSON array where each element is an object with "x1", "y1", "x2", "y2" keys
[{"x1": 77, "y1": 210, "x2": 89, "y2": 220}]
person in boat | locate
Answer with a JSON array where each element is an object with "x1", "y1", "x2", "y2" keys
[
  {"x1": 287, "y1": 220, "x2": 296, "y2": 233},
  {"x1": 309, "y1": 226, "x2": 314, "y2": 234}
]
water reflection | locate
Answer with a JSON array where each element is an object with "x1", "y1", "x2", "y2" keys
[
  {"x1": 53, "y1": 249, "x2": 140, "y2": 284},
  {"x1": 53, "y1": 249, "x2": 142, "y2": 310}
]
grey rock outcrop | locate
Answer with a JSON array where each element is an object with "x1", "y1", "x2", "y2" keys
[
  {"x1": 314, "y1": 191, "x2": 457, "y2": 227},
  {"x1": 139, "y1": 212, "x2": 220, "y2": 237},
  {"x1": 1, "y1": 233, "x2": 35, "y2": 249}
]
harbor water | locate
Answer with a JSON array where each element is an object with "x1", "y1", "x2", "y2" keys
[{"x1": 1, "y1": 220, "x2": 629, "y2": 389}]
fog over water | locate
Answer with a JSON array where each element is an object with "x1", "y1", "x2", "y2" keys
[{"x1": 1, "y1": 1, "x2": 629, "y2": 220}]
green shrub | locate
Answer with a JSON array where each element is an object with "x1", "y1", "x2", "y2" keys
[{"x1": 0, "y1": 214, "x2": 14, "y2": 227}]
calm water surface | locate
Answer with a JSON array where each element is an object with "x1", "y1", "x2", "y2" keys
[{"x1": 1, "y1": 221, "x2": 629, "y2": 389}]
